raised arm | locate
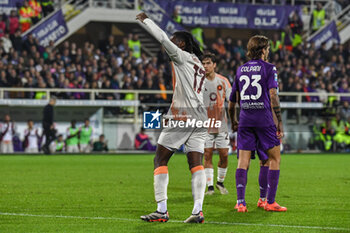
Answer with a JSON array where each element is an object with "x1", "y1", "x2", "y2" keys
[
  {"x1": 136, "y1": 13, "x2": 183, "y2": 64},
  {"x1": 270, "y1": 88, "x2": 283, "y2": 139}
]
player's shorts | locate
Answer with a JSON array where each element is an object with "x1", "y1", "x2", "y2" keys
[
  {"x1": 237, "y1": 125, "x2": 280, "y2": 152},
  {"x1": 67, "y1": 145, "x2": 79, "y2": 153},
  {"x1": 158, "y1": 126, "x2": 206, "y2": 154},
  {"x1": 25, "y1": 147, "x2": 39, "y2": 153},
  {"x1": 237, "y1": 143, "x2": 268, "y2": 161},
  {"x1": 205, "y1": 132, "x2": 230, "y2": 149},
  {"x1": 80, "y1": 144, "x2": 91, "y2": 153}
]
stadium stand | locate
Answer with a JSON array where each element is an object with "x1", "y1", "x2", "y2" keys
[{"x1": 1, "y1": 0, "x2": 350, "y2": 153}]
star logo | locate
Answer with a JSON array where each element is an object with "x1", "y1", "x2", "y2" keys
[{"x1": 143, "y1": 110, "x2": 162, "y2": 129}]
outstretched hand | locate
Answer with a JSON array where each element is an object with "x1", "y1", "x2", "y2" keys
[{"x1": 136, "y1": 13, "x2": 148, "y2": 23}]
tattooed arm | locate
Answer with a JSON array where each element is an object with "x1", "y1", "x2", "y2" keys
[{"x1": 270, "y1": 88, "x2": 283, "y2": 139}]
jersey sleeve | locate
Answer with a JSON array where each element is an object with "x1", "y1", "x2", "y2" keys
[
  {"x1": 267, "y1": 65, "x2": 279, "y2": 90},
  {"x1": 143, "y1": 18, "x2": 186, "y2": 65},
  {"x1": 225, "y1": 80, "x2": 232, "y2": 102},
  {"x1": 229, "y1": 76, "x2": 238, "y2": 102}
]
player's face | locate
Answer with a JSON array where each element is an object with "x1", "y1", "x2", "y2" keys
[
  {"x1": 28, "y1": 121, "x2": 33, "y2": 128},
  {"x1": 170, "y1": 35, "x2": 185, "y2": 50},
  {"x1": 202, "y1": 58, "x2": 216, "y2": 75}
]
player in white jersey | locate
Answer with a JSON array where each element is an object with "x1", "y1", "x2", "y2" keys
[
  {"x1": 0, "y1": 114, "x2": 15, "y2": 153},
  {"x1": 137, "y1": 12, "x2": 207, "y2": 223},
  {"x1": 24, "y1": 120, "x2": 40, "y2": 153},
  {"x1": 202, "y1": 53, "x2": 232, "y2": 195}
]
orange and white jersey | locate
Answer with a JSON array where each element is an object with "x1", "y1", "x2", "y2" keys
[
  {"x1": 204, "y1": 73, "x2": 232, "y2": 133},
  {"x1": 143, "y1": 18, "x2": 207, "y2": 121}
]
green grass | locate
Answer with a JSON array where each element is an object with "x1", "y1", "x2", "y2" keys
[{"x1": 0, "y1": 154, "x2": 349, "y2": 233}]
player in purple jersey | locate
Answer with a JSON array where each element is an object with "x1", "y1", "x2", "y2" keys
[{"x1": 228, "y1": 35, "x2": 287, "y2": 212}]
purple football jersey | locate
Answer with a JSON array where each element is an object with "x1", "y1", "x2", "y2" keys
[{"x1": 230, "y1": 59, "x2": 278, "y2": 127}]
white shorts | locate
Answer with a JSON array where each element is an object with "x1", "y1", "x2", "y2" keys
[
  {"x1": 157, "y1": 127, "x2": 206, "y2": 154},
  {"x1": 25, "y1": 147, "x2": 39, "y2": 153},
  {"x1": 67, "y1": 145, "x2": 79, "y2": 153},
  {"x1": 80, "y1": 144, "x2": 91, "y2": 153},
  {"x1": 1, "y1": 141, "x2": 13, "y2": 153},
  {"x1": 204, "y1": 132, "x2": 230, "y2": 149}
]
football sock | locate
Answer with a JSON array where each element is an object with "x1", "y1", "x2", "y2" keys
[
  {"x1": 267, "y1": 169, "x2": 280, "y2": 204},
  {"x1": 259, "y1": 166, "x2": 269, "y2": 199},
  {"x1": 191, "y1": 165, "x2": 206, "y2": 215},
  {"x1": 204, "y1": 168, "x2": 214, "y2": 187},
  {"x1": 154, "y1": 166, "x2": 168, "y2": 213},
  {"x1": 217, "y1": 167, "x2": 227, "y2": 183},
  {"x1": 236, "y1": 168, "x2": 247, "y2": 206}
]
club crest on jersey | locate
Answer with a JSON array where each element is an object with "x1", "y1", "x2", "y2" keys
[
  {"x1": 217, "y1": 85, "x2": 223, "y2": 91},
  {"x1": 210, "y1": 92, "x2": 217, "y2": 101}
]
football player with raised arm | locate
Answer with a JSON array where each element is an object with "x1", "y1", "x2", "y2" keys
[{"x1": 137, "y1": 13, "x2": 208, "y2": 223}]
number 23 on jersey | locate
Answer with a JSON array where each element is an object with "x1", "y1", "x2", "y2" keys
[{"x1": 239, "y1": 74, "x2": 262, "y2": 100}]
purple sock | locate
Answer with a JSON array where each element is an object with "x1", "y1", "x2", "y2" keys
[
  {"x1": 236, "y1": 168, "x2": 247, "y2": 206},
  {"x1": 259, "y1": 166, "x2": 269, "y2": 199},
  {"x1": 267, "y1": 170, "x2": 280, "y2": 204}
]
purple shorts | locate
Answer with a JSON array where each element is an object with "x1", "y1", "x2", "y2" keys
[
  {"x1": 237, "y1": 125, "x2": 280, "y2": 152},
  {"x1": 237, "y1": 142, "x2": 269, "y2": 161}
]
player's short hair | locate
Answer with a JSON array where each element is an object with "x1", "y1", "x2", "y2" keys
[
  {"x1": 172, "y1": 31, "x2": 203, "y2": 59},
  {"x1": 246, "y1": 35, "x2": 269, "y2": 60},
  {"x1": 202, "y1": 52, "x2": 217, "y2": 64}
]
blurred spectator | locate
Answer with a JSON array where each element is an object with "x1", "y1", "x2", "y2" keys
[
  {"x1": 55, "y1": 134, "x2": 65, "y2": 152},
  {"x1": 29, "y1": 0, "x2": 42, "y2": 24},
  {"x1": 233, "y1": 39, "x2": 245, "y2": 59},
  {"x1": 93, "y1": 134, "x2": 108, "y2": 152},
  {"x1": 289, "y1": 11, "x2": 303, "y2": 35},
  {"x1": 310, "y1": 2, "x2": 325, "y2": 33},
  {"x1": 320, "y1": 118, "x2": 335, "y2": 151},
  {"x1": 1, "y1": 33, "x2": 13, "y2": 54},
  {"x1": 42, "y1": 97, "x2": 56, "y2": 154},
  {"x1": 8, "y1": 10, "x2": 20, "y2": 37},
  {"x1": 191, "y1": 25, "x2": 205, "y2": 51},
  {"x1": 11, "y1": 30, "x2": 23, "y2": 52},
  {"x1": 79, "y1": 118, "x2": 93, "y2": 153},
  {"x1": 172, "y1": 8, "x2": 182, "y2": 24},
  {"x1": 212, "y1": 37, "x2": 226, "y2": 55},
  {"x1": 19, "y1": 1, "x2": 34, "y2": 33},
  {"x1": 128, "y1": 34, "x2": 141, "y2": 59},
  {"x1": 135, "y1": 128, "x2": 156, "y2": 151},
  {"x1": 66, "y1": 119, "x2": 79, "y2": 153},
  {"x1": 0, "y1": 114, "x2": 16, "y2": 153},
  {"x1": 332, "y1": 114, "x2": 348, "y2": 150},
  {"x1": 340, "y1": 101, "x2": 350, "y2": 121},
  {"x1": 0, "y1": 14, "x2": 6, "y2": 38},
  {"x1": 23, "y1": 119, "x2": 40, "y2": 153},
  {"x1": 40, "y1": 0, "x2": 54, "y2": 17}
]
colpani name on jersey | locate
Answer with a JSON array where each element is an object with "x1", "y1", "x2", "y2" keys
[
  {"x1": 163, "y1": 118, "x2": 221, "y2": 129},
  {"x1": 241, "y1": 65, "x2": 262, "y2": 72}
]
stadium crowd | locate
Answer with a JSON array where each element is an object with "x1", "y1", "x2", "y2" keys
[{"x1": 1, "y1": 31, "x2": 350, "y2": 103}]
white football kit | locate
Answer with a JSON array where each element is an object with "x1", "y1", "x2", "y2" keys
[
  {"x1": 24, "y1": 128, "x2": 39, "y2": 153},
  {"x1": 203, "y1": 73, "x2": 231, "y2": 149},
  {"x1": 143, "y1": 18, "x2": 207, "y2": 153}
]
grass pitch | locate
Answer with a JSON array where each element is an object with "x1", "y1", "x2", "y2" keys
[{"x1": 0, "y1": 153, "x2": 349, "y2": 233}]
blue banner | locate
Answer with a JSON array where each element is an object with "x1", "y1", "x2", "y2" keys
[
  {"x1": 153, "y1": 0, "x2": 300, "y2": 30},
  {"x1": 0, "y1": 0, "x2": 23, "y2": 14},
  {"x1": 143, "y1": 0, "x2": 186, "y2": 36},
  {"x1": 308, "y1": 21, "x2": 340, "y2": 49},
  {"x1": 27, "y1": 10, "x2": 68, "y2": 47}
]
